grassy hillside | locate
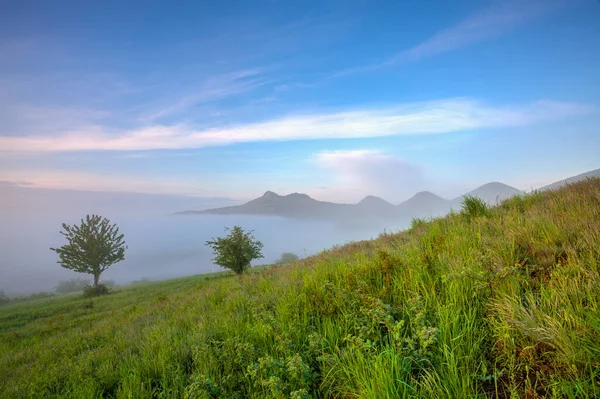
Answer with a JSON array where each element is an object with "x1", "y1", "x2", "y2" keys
[{"x1": 1, "y1": 180, "x2": 599, "y2": 398}]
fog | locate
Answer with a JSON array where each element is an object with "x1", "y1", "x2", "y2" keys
[{"x1": 0, "y1": 185, "x2": 409, "y2": 296}]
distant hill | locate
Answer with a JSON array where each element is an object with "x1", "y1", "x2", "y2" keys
[
  {"x1": 356, "y1": 196, "x2": 398, "y2": 218},
  {"x1": 539, "y1": 168, "x2": 600, "y2": 191},
  {"x1": 453, "y1": 182, "x2": 523, "y2": 206},
  {"x1": 396, "y1": 191, "x2": 453, "y2": 218},
  {"x1": 178, "y1": 191, "x2": 355, "y2": 219}
]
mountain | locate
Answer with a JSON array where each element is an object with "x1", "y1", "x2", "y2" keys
[
  {"x1": 454, "y1": 182, "x2": 522, "y2": 206},
  {"x1": 178, "y1": 191, "x2": 354, "y2": 219},
  {"x1": 357, "y1": 195, "x2": 394, "y2": 208},
  {"x1": 179, "y1": 184, "x2": 522, "y2": 220},
  {"x1": 539, "y1": 168, "x2": 600, "y2": 191},
  {"x1": 396, "y1": 191, "x2": 452, "y2": 218}
]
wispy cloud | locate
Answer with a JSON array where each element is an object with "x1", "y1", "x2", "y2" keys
[
  {"x1": 0, "y1": 98, "x2": 591, "y2": 152},
  {"x1": 0, "y1": 68, "x2": 277, "y2": 137},
  {"x1": 335, "y1": 0, "x2": 564, "y2": 76},
  {"x1": 141, "y1": 69, "x2": 275, "y2": 123}
]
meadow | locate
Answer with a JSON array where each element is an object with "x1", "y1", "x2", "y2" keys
[{"x1": 1, "y1": 179, "x2": 599, "y2": 398}]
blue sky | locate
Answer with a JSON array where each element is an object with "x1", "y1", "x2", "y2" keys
[{"x1": 1, "y1": 0, "x2": 599, "y2": 203}]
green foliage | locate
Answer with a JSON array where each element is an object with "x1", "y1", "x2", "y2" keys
[
  {"x1": 56, "y1": 278, "x2": 117, "y2": 294},
  {"x1": 2, "y1": 179, "x2": 600, "y2": 398},
  {"x1": 50, "y1": 214, "x2": 127, "y2": 287},
  {"x1": 247, "y1": 353, "x2": 316, "y2": 398},
  {"x1": 54, "y1": 277, "x2": 91, "y2": 293},
  {"x1": 82, "y1": 283, "x2": 110, "y2": 298},
  {"x1": 461, "y1": 195, "x2": 490, "y2": 219},
  {"x1": 275, "y1": 252, "x2": 300, "y2": 264},
  {"x1": 205, "y1": 226, "x2": 264, "y2": 275}
]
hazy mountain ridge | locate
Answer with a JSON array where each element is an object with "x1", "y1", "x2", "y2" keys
[
  {"x1": 179, "y1": 183, "x2": 519, "y2": 220},
  {"x1": 182, "y1": 169, "x2": 599, "y2": 220}
]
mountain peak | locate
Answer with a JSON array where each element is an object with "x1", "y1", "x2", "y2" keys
[
  {"x1": 459, "y1": 182, "x2": 522, "y2": 205},
  {"x1": 358, "y1": 195, "x2": 393, "y2": 207},
  {"x1": 262, "y1": 191, "x2": 279, "y2": 198},
  {"x1": 467, "y1": 182, "x2": 521, "y2": 195},
  {"x1": 396, "y1": 190, "x2": 451, "y2": 218},
  {"x1": 412, "y1": 191, "x2": 442, "y2": 199},
  {"x1": 286, "y1": 192, "x2": 312, "y2": 200},
  {"x1": 402, "y1": 191, "x2": 446, "y2": 204},
  {"x1": 474, "y1": 182, "x2": 517, "y2": 190}
]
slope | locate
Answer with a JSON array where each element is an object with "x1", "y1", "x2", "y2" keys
[
  {"x1": 1, "y1": 179, "x2": 599, "y2": 398},
  {"x1": 539, "y1": 167, "x2": 600, "y2": 191}
]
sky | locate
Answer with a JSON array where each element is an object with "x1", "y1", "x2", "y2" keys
[{"x1": 1, "y1": 0, "x2": 599, "y2": 203}]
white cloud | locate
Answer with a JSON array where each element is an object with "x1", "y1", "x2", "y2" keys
[
  {"x1": 312, "y1": 149, "x2": 425, "y2": 203},
  {"x1": 142, "y1": 69, "x2": 274, "y2": 123},
  {"x1": 0, "y1": 98, "x2": 591, "y2": 152},
  {"x1": 335, "y1": 0, "x2": 564, "y2": 76}
]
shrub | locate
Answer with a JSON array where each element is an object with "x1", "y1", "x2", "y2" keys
[
  {"x1": 82, "y1": 284, "x2": 110, "y2": 298},
  {"x1": 461, "y1": 195, "x2": 490, "y2": 219},
  {"x1": 275, "y1": 252, "x2": 300, "y2": 264},
  {"x1": 54, "y1": 278, "x2": 91, "y2": 293}
]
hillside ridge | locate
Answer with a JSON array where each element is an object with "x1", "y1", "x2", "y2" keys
[{"x1": 181, "y1": 168, "x2": 598, "y2": 218}]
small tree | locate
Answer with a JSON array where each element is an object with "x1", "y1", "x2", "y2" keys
[
  {"x1": 205, "y1": 226, "x2": 264, "y2": 275},
  {"x1": 275, "y1": 252, "x2": 299, "y2": 264},
  {"x1": 50, "y1": 214, "x2": 126, "y2": 288}
]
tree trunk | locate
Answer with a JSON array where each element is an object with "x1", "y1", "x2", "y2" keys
[{"x1": 93, "y1": 273, "x2": 100, "y2": 288}]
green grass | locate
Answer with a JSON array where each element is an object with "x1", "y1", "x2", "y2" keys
[{"x1": 2, "y1": 179, "x2": 600, "y2": 398}]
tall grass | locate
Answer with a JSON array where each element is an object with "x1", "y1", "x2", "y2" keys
[
  {"x1": 1, "y1": 179, "x2": 599, "y2": 398},
  {"x1": 461, "y1": 195, "x2": 490, "y2": 219}
]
